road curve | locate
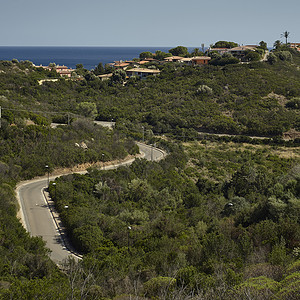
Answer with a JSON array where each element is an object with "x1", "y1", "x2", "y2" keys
[{"x1": 16, "y1": 143, "x2": 166, "y2": 264}]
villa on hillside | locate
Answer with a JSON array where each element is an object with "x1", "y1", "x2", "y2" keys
[
  {"x1": 55, "y1": 65, "x2": 73, "y2": 77},
  {"x1": 227, "y1": 45, "x2": 257, "y2": 58},
  {"x1": 207, "y1": 45, "x2": 258, "y2": 59},
  {"x1": 164, "y1": 56, "x2": 184, "y2": 63},
  {"x1": 179, "y1": 58, "x2": 193, "y2": 65},
  {"x1": 126, "y1": 68, "x2": 160, "y2": 79}
]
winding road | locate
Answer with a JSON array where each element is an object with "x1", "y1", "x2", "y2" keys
[{"x1": 16, "y1": 143, "x2": 166, "y2": 264}]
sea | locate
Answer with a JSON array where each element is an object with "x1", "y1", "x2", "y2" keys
[{"x1": 0, "y1": 46, "x2": 189, "y2": 70}]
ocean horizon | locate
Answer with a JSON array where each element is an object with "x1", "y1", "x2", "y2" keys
[{"x1": 0, "y1": 46, "x2": 197, "y2": 70}]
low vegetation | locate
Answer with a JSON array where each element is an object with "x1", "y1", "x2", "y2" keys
[
  {"x1": 0, "y1": 42, "x2": 299, "y2": 298},
  {"x1": 43, "y1": 138, "x2": 300, "y2": 299}
]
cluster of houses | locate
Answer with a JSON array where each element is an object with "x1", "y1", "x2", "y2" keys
[
  {"x1": 34, "y1": 42, "x2": 299, "y2": 82},
  {"x1": 98, "y1": 45, "x2": 265, "y2": 80},
  {"x1": 98, "y1": 55, "x2": 214, "y2": 81}
]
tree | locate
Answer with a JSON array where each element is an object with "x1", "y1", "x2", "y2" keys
[
  {"x1": 267, "y1": 52, "x2": 277, "y2": 64},
  {"x1": 277, "y1": 51, "x2": 293, "y2": 61},
  {"x1": 93, "y1": 62, "x2": 105, "y2": 75},
  {"x1": 258, "y1": 41, "x2": 268, "y2": 50},
  {"x1": 155, "y1": 50, "x2": 171, "y2": 60},
  {"x1": 273, "y1": 40, "x2": 282, "y2": 50},
  {"x1": 111, "y1": 69, "x2": 126, "y2": 83},
  {"x1": 191, "y1": 48, "x2": 204, "y2": 57},
  {"x1": 77, "y1": 102, "x2": 98, "y2": 118},
  {"x1": 281, "y1": 31, "x2": 290, "y2": 45},
  {"x1": 75, "y1": 64, "x2": 88, "y2": 76},
  {"x1": 104, "y1": 63, "x2": 114, "y2": 74},
  {"x1": 212, "y1": 41, "x2": 238, "y2": 49},
  {"x1": 169, "y1": 46, "x2": 189, "y2": 57},
  {"x1": 139, "y1": 51, "x2": 153, "y2": 59},
  {"x1": 244, "y1": 50, "x2": 261, "y2": 62},
  {"x1": 76, "y1": 64, "x2": 84, "y2": 69}
]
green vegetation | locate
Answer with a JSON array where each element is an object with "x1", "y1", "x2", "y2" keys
[
  {"x1": 212, "y1": 41, "x2": 239, "y2": 48},
  {"x1": 47, "y1": 139, "x2": 300, "y2": 298},
  {"x1": 0, "y1": 41, "x2": 299, "y2": 298},
  {"x1": 1, "y1": 48, "x2": 299, "y2": 139}
]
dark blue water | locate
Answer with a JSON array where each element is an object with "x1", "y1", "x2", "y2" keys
[{"x1": 0, "y1": 46, "x2": 176, "y2": 70}]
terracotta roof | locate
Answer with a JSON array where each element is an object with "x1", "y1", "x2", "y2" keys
[{"x1": 114, "y1": 63, "x2": 130, "y2": 67}]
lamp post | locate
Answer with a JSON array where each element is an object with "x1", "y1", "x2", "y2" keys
[
  {"x1": 45, "y1": 165, "x2": 49, "y2": 189},
  {"x1": 52, "y1": 182, "x2": 57, "y2": 201},
  {"x1": 127, "y1": 226, "x2": 131, "y2": 254}
]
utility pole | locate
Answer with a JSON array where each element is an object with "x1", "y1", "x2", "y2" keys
[{"x1": 0, "y1": 106, "x2": 2, "y2": 128}]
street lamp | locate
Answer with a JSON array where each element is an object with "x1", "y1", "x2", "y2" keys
[
  {"x1": 45, "y1": 165, "x2": 49, "y2": 188},
  {"x1": 52, "y1": 182, "x2": 57, "y2": 201},
  {"x1": 127, "y1": 226, "x2": 131, "y2": 254}
]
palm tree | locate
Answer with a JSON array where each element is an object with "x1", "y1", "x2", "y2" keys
[{"x1": 281, "y1": 31, "x2": 290, "y2": 45}]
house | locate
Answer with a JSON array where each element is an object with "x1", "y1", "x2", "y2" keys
[
  {"x1": 55, "y1": 65, "x2": 73, "y2": 78},
  {"x1": 164, "y1": 56, "x2": 184, "y2": 63},
  {"x1": 126, "y1": 68, "x2": 160, "y2": 79},
  {"x1": 138, "y1": 58, "x2": 159, "y2": 65},
  {"x1": 138, "y1": 60, "x2": 150, "y2": 65},
  {"x1": 113, "y1": 61, "x2": 130, "y2": 70},
  {"x1": 289, "y1": 43, "x2": 300, "y2": 51},
  {"x1": 228, "y1": 45, "x2": 257, "y2": 58},
  {"x1": 34, "y1": 64, "x2": 73, "y2": 77},
  {"x1": 179, "y1": 57, "x2": 193, "y2": 65},
  {"x1": 191, "y1": 56, "x2": 211, "y2": 65}
]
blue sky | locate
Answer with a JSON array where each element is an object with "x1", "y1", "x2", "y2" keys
[{"x1": 0, "y1": 0, "x2": 299, "y2": 48}]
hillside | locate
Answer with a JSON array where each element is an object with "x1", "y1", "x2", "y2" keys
[
  {"x1": 0, "y1": 49, "x2": 299, "y2": 298},
  {"x1": 0, "y1": 49, "x2": 299, "y2": 138}
]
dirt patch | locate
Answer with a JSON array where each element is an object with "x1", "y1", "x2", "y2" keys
[
  {"x1": 264, "y1": 92, "x2": 288, "y2": 107},
  {"x1": 50, "y1": 153, "x2": 142, "y2": 176}
]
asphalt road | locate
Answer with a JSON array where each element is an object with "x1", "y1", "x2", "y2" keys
[{"x1": 16, "y1": 143, "x2": 166, "y2": 264}]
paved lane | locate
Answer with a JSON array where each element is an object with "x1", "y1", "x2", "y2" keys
[
  {"x1": 17, "y1": 178, "x2": 75, "y2": 264},
  {"x1": 16, "y1": 143, "x2": 166, "y2": 264}
]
